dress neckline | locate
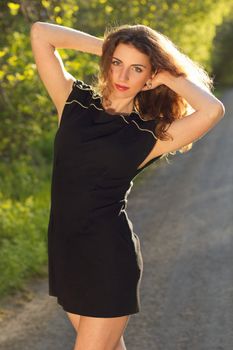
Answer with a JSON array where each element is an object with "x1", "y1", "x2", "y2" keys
[
  {"x1": 102, "y1": 101, "x2": 133, "y2": 116},
  {"x1": 90, "y1": 92, "x2": 152, "y2": 123},
  {"x1": 95, "y1": 95, "x2": 140, "y2": 119}
]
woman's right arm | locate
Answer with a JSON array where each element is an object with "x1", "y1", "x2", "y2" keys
[{"x1": 30, "y1": 22, "x2": 103, "y2": 123}]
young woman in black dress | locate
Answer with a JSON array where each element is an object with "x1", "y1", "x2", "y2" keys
[{"x1": 30, "y1": 22, "x2": 225, "y2": 350}]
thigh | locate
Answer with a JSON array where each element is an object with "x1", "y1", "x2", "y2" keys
[
  {"x1": 75, "y1": 314, "x2": 130, "y2": 350},
  {"x1": 66, "y1": 311, "x2": 81, "y2": 333}
]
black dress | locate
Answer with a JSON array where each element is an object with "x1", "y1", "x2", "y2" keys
[{"x1": 47, "y1": 79, "x2": 161, "y2": 318}]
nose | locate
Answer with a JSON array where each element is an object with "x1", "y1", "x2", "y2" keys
[{"x1": 118, "y1": 67, "x2": 130, "y2": 82}]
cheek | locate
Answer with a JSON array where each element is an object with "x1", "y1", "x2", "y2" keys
[
  {"x1": 109, "y1": 68, "x2": 116, "y2": 82},
  {"x1": 133, "y1": 76, "x2": 147, "y2": 89},
  {"x1": 110, "y1": 67, "x2": 118, "y2": 77},
  {"x1": 108, "y1": 68, "x2": 114, "y2": 82}
]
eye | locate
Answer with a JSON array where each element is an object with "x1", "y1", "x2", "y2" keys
[
  {"x1": 111, "y1": 60, "x2": 120, "y2": 65},
  {"x1": 134, "y1": 67, "x2": 143, "y2": 73}
]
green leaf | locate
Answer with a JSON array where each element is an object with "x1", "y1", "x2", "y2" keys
[{"x1": 7, "y1": 2, "x2": 20, "y2": 16}]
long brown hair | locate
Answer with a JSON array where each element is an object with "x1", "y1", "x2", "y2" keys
[{"x1": 92, "y1": 24, "x2": 214, "y2": 154}]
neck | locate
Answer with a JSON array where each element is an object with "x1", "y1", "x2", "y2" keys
[{"x1": 102, "y1": 95, "x2": 134, "y2": 115}]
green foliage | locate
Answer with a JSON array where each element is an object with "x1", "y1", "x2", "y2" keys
[
  {"x1": 212, "y1": 9, "x2": 233, "y2": 87},
  {"x1": 0, "y1": 189, "x2": 49, "y2": 297},
  {"x1": 0, "y1": 160, "x2": 39, "y2": 200},
  {"x1": 0, "y1": 129, "x2": 53, "y2": 200},
  {"x1": 0, "y1": 129, "x2": 53, "y2": 298}
]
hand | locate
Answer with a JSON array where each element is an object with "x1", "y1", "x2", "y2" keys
[{"x1": 141, "y1": 70, "x2": 167, "y2": 91}]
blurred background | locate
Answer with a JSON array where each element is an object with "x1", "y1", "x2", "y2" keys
[{"x1": 0, "y1": 0, "x2": 232, "y2": 304}]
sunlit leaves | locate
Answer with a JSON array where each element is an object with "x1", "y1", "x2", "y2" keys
[
  {"x1": 149, "y1": 4, "x2": 157, "y2": 12},
  {"x1": 55, "y1": 16, "x2": 62, "y2": 24},
  {"x1": 0, "y1": 48, "x2": 8, "y2": 58},
  {"x1": 161, "y1": 2, "x2": 169, "y2": 11},
  {"x1": 105, "y1": 5, "x2": 113, "y2": 14},
  {"x1": 7, "y1": 2, "x2": 20, "y2": 16},
  {"x1": 41, "y1": 0, "x2": 50, "y2": 9},
  {"x1": 212, "y1": 9, "x2": 233, "y2": 86},
  {"x1": 7, "y1": 55, "x2": 18, "y2": 66},
  {"x1": 54, "y1": 6, "x2": 61, "y2": 12},
  {"x1": 6, "y1": 74, "x2": 15, "y2": 82}
]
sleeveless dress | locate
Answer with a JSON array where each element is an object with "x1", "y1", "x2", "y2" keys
[{"x1": 47, "y1": 79, "x2": 162, "y2": 318}]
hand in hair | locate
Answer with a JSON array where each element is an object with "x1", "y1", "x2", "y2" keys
[{"x1": 146, "y1": 70, "x2": 167, "y2": 90}]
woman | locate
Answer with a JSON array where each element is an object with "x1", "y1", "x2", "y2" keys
[{"x1": 30, "y1": 22, "x2": 225, "y2": 350}]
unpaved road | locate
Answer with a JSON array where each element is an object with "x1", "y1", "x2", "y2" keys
[{"x1": 0, "y1": 89, "x2": 232, "y2": 350}]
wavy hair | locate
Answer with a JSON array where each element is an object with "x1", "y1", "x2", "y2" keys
[{"x1": 92, "y1": 24, "x2": 214, "y2": 154}]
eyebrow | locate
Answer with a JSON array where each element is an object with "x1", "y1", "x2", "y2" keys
[{"x1": 112, "y1": 57, "x2": 147, "y2": 68}]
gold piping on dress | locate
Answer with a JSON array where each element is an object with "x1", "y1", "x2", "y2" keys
[
  {"x1": 131, "y1": 120, "x2": 158, "y2": 140},
  {"x1": 65, "y1": 99, "x2": 103, "y2": 111}
]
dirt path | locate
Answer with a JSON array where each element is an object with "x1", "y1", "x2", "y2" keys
[{"x1": 0, "y1": 89, "x2": 232, "y2": 350}]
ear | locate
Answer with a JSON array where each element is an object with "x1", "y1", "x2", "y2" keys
[
  {"x1": 141, "y1": 69, "x2": 159, "y2": 91},
  {"x1": 141, "y1": 80, "x2": 153, "y2": 92}
]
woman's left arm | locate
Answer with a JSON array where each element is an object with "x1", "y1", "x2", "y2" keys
[
  {"x1": 151, "y1": 72, "x2": 225, "y2": 157},
  {"x1": 162, "y1": 71, "x2": 225, "y2": 116}
]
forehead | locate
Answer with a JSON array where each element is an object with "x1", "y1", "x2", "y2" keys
[{"x1": 113, "y1": 43, "x2": 151, "y2": 65}]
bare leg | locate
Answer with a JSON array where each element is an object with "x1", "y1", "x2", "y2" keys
[
  {"x1": 66, "y1": 311, "x2": 81, "y2": 332},
  {"x1": 73, "y1": 314, "x2": 130, "y2": 350},
  {"x1": 73, "y1": 333, "x2": 127, "y2": 350},
  {"x1": 114, "y1": 335, "x2": 127, "y2": 350},
  {"x1": 66, "y1": 311, "x2": 127, "y2": 349}
]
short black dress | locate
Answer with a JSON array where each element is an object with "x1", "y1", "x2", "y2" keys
[{"x1": 47, "y1": 79, "x2": 161, "y2": 318}]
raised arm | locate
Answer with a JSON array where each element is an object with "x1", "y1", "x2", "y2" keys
[
  {"x1": 30, "y1": 22, "x2": 103, "y2": 123},
  {"x1": 150, "y1": 71, "x2": 225, "y2": 157}
]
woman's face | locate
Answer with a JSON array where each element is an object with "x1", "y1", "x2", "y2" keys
[{"x1": 108, "y1": 42, "x2": 153, "y2": 98}]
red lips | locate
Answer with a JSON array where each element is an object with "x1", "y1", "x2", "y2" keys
[{"x1": 115, "y1": 84, "x2": 129, "y2": 91}]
